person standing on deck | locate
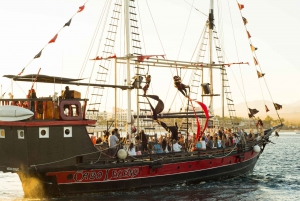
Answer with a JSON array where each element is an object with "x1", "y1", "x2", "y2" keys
[
  {"x1": 140, "y1": 130, "x2": 148, "y2": 153},
  {"x1": 108, "y1": 130, "x2": 119, "y2": 156},
  {"x1": 63, "y1": 86, "x2": 71, "y2": 99},
  {"x1": 172, "y1": 139, "x2": 182, "y2": 152}
]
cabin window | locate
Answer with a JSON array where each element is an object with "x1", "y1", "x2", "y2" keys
[
  {"x1": 0, "y1": 129, "x2": 5, "y2": 138},
  {"x1": 17, "y1": 130, "x2": 25, "y2": 139},
  {"x1": 39, "y1": 127, "x2": 49, "y2": 138},
  {"x1": 64, "y1": 127, "x2": 72, "y2": 138}
]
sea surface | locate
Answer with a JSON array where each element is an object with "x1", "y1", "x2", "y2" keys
[{"x1": 0, "y1": 132, "x2": 299, "y2": 201}]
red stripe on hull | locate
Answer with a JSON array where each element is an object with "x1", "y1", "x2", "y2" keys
[{"x1": 46, "y1": 150, "x2": 258, "y2": 185}]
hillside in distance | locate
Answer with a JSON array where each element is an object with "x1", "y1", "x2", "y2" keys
[{"x1": 214, "y1": 100, "x2": 300, "y2": 123}]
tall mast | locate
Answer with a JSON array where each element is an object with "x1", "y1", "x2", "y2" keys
[
  {"x1": 208, "y1": 0, "x2": 214, "y2": 116},
  {"x1": 125, "y1": 0, "x2": 132, "y2": 140}
]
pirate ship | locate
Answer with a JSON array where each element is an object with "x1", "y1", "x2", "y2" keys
[{"x1": 0, "y1": 0, "x2": 283, "y2": 198}]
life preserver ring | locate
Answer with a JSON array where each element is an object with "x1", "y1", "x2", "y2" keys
[{"x1": 59, "y1": 100, "x2": 83, "y2": 120}]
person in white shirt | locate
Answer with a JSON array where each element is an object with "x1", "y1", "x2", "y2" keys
[
  {"x1": 172, "y1": 139, "x2": 182, "y2": 152},
  {"x1": 108, "y1": 131, "x2": 119, "y2": 156},
  {"x1": 127, "y1": 143, "x2": 136, "y2": 156},
  {"x1": 200, "y1": 136, "x2": 206, "y2": 150}
]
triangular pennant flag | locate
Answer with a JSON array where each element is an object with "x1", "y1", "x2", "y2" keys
[
  {"x1": 242, "y1": 17, "x2": 248, "y2": 25},
  {"x1": 48, "y1": 34, "x2": 58, "y2": 43},
  {"x1": 253, "y1": 57, "x2": 258, "y2": 65},
  {"x1": 249, "y1": 108, "x2": 259, "y2": 116},
  {"x1": 265, "y1": 105, "x2": 270, "y2": 112},
  {"x1": 34, "y1": 49, "x2": 43, "y2": 59},
  {"x1": 257, "y1": 70, "x2": 265, "y2": 78},
  {"x1": 238, "y1": 3, "x2": 244, "y2": 10},
  {"x1": 274, "y1": 103, "x2": 282, "y2": 110},
  {"x1": 64, "y1": 19, "x2": 72, "y2": 27},
  {"x1": 78, "y1": 5, "x2": 85, "y2": 12},
  {"x1": 18, "y1": 67, "x2": 25, "y2": 76},
  {"x1": 247, "y1": 31, "x2": 251, "y2": 38},
  {"x1": 250, "y1": 44, "x2": 258, "y2": 51}
]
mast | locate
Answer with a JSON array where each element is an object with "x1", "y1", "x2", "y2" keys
[
  {"x1": 125, "y1": 0, "x2": 132, "y2": 141},
  {"x1": 208, "y1": 0, "x2": 214, "y2": 116},
  {"x1": 114, "y1": 59, "x2": 117, "y2": 128}
]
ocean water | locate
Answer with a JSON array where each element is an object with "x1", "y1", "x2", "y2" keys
[{"x1": 0, "y1": 132, "x2": 299, "y2": 201}]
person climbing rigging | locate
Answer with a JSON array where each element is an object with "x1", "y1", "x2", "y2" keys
[
  {"x1": 142, "y1": 75, "x2": 151, "y2": 96},
  {"x1": 173, "y1": 75, "x2": 190, "y2": 97}
]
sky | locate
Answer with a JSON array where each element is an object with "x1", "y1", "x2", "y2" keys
[{"x1": 0, "y1": 0, "x2": 300, "y2": 115}]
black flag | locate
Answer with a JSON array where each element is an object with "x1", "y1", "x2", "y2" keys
[
  {"x1": 64, "y1": 19, "x2": 72, "y2": 27},
  {"x1": 274, "y1": 103, "x2": 282, "y2": 110},
  {"x1": 34, "y1": 49, "x2": 43, "y2": 59}
]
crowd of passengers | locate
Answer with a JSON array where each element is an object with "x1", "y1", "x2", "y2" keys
[{"x1": 94, "y1": 126, "x2": 260, "y2": 157}]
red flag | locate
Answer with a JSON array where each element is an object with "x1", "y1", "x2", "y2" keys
[
  {"x1": 238, "y1": 3, "x2": 244, "y2": 10},
  {"x1": 137, "y1": 54, "x2": 165, "y2": 62},
  {"x1": 106, "y1": 54, "x2": 116, "y2": 59},
  {"x1": 265, "y1": 105, "x2": 270, "y2": 112},
  {"x1": 253, "y1": 57, "x2": 258, "y2": 65},
  {"x1": 195, "y1": 101, "x2": 209, "y2": 133},
  {"x1": 18, "y1": 67, "x2": 25, "y2": 76},
  {"x1": 247, "y1": 31, "x2": 251, "y2": 38},
  {"x1": 188, "y1": 99, "x2": 201, "y2": 141},
  {"x1": 49, "y1": 34, "x2": 58, "y2": 43},
  {"x1": 78, "y1": 5, "x2": 85, "y2": 12},
  {"x1": 90, "y1": 56, "x2": 103, "y2": 60}
]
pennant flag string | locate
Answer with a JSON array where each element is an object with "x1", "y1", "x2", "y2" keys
[
  {"x1": 237, "y1": 2, "x2": 282, "y2": 121},
  {"x1": 17, "y1": 2, "x2": 88, "y2": 76}
]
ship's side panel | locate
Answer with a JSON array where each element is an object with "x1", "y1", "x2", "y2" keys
[
  {"x1": 26, "y1": 125, "x2": 98, "y2": 167},
  {"x1": 0, "y1": 126, "x2": 29, "y2": 171}
]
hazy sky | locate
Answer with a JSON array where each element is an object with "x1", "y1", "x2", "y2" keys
[{"x1": 0, "y1": 0, "x2": 299, "y2": 114}]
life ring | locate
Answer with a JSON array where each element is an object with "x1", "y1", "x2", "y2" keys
[{"x1": 59, "y1": 100, "x2": 82, "y2": 120}]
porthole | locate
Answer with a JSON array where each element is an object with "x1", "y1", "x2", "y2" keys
[
  {"x1": 39, "y1": 127, "x2": 49, "y2": 138},
  {"x1": 18, "y1": 130, "x2": 25, "y2": 139},
  {"x1": 64, "y1": 127, "x2": 72, "y2": 138},
  {"x1": 67, "y1": 174, "x2": 73, "y2": 180},
  {"x1": 41, "y1": 130, "x2": 46, "y2": 136},
  {"x1": 0, "y1": 129, "x2": 5, "y2": 138}
]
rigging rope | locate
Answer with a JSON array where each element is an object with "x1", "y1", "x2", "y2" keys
[{"x1": 226, "y1": 0, "x2": 249, "y2": 116}]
